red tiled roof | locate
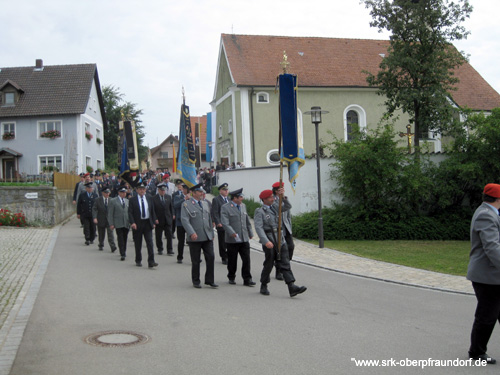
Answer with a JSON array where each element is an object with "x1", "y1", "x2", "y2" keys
[{"x1": 221, "y1": 34, "x2": 500, "y2": 111}]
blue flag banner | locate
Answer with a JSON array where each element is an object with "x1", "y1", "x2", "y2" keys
[
  {"x1": 279, "y1": 73, "x2": 304, "y2": 191},
  {"x1": 178, "y1": 103, "x2": 197, "y2": 187}
]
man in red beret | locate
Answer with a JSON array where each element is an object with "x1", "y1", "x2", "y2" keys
[
  {"x1": 467, "y1": 183, "x2": 500, "y2": 364},
  {"x1": 254, "y1": 188, "x2": 306, "y2": 297}
]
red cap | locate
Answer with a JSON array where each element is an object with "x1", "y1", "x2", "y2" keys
[
  {"x1": 259, "y1": 189, "x2": 274, "y2": 200},
  {"x1": 163, "y1": 174, "x2": 169, "y2": 180},
  {"x1": 84, "y1": 173, "x2": 90, "y2": 177},
  {"x1": 484, "y1": 183, "x2": 500, "y2": 198},
  {"x1": 272, "y1": 182, "x2": 284, "y2": 188}
]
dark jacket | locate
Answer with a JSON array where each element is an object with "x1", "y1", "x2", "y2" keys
[
  {"x1": 152, "y1": 193, "x2": 174, "y2": 227},
  {"x1": 128, "y1": 194, "x2": 157, "y2": 228}
]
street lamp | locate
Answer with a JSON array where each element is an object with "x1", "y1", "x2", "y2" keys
[{"x1": 304, "y1": 106, "x2": 329, "y2": 248}]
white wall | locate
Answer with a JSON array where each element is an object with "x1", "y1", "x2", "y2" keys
[{"x1": 215, "y1": 158, "x2": 341, "y2": 215}]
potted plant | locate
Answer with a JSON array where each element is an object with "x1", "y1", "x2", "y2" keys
[
  {"x1": 96, "y1": 137, "x2": 103, "y2": 144},
  {"x1": 86, "y1": 165, "x2": 94, "y2": 173},
  {"x1": 40, "y1": 130, "x2": 61, "y2": 139},
  {"x1": 85, "y1": 131, "x2": 93, "y2": 141},
  {"x1": 2, "y1": 131, "x2": 15, "y2": 140}
]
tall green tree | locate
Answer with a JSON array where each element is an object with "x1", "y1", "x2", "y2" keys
[
  {"x1": 102, "y1": 85, "x2": 147, "y2": 170},
  {"x1": 362, "y1": 0, "x2": 473, "y2": 148}
]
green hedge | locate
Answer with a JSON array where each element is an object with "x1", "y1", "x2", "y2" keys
[{"x1": 292, "y1": 207, "x2": 470, "y2": 241}]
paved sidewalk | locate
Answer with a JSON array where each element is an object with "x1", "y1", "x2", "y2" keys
[{"x1": 0, "y1": 215, "x2": 472, "y2": 374}]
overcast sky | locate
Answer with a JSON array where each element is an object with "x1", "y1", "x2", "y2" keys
[{"x1": 2, "y1": 0, "x2": 498, "y2": 147}]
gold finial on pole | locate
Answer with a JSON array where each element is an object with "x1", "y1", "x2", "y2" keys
[{"x1": 280, "y1": 51, "x2": 290, "y2": 74}]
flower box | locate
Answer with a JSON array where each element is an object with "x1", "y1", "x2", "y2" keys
[
  {"x1": 2, "y1": 131, "x2": 15, "y2": 140},
  {"x1": 85, "y1": 131, "x2": 93, "y2": 140},
  {"x1": 40, "y1": 130, "x2": 61, "y2": 139},
  {"x1": 96, "y1": 137, "x2": 103, "y2": 144}
]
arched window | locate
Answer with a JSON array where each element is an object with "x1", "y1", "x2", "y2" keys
[
  {"x1": 346, "y1": 110, "x2": 358, "y2": 141},
  {"x1": 343, "y1": 105, "x2": 367, "y2": 141},
  {"x1": 228, "y1": 119, "x2": 233, "y2": 134},
  {"x1": 218, "y1": 124, "x2": 222, "y2": 138}
]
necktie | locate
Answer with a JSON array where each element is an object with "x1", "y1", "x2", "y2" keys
[
  {"x1": 224, "y1": 197, "x2": 228, "y2": 203},
  {"x1": 198, "y1": 201, "x2": 203, "y2": 209},
  {"x1": 105, "y1": 198, "x2": 108, "y2": 208},
  {"x1": 122, "y1": 199, "x2": 125, "y2": 209},
  {"x1": 141, "y1": 197, "x2": 146, "y2": 219},
  {"x1": 237, "y1": 205, "x2": 240, "y2": 212},
  {"x1": 161, "y1": 195, "x2": 164, "y2": 203}
]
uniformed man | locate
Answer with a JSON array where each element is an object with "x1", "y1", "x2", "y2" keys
[
  {"x1": 221, "y1": 188, "x2": 255, "y2": 286},
  {"x1": 128, "y1": 182, "x2": 158, "y2": 268},
  {"x1": 108, "y1": 186, "x2": 130, "y2": 261},
  {"x1": 92, "y1": 186, "x2": 117, "y2": 252},
  {"x1": 77, "y1": 182, "x2": 98, "y2": 245},
  {"x1": 254, "y1": 188, "x2": 306, "y2": 297},
  {"x1": 181, "y1": 183, "x2": 218, "y2": 289},
  {"x1": 153, "y1": 182, "x2": 174, "y2": 255},
  {"x1": 272, "y1": 182, "x2": 295, "y2": 280},
  {"x1": 211, "y1": 183, "x2": 230, "y2": 264}
]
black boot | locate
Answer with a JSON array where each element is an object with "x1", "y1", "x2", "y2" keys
[
  {"x1": 275, "y1": 269, "x2": 283, "y2": 280},
  {"x1": 288, "y1": 282, "x2": 307, "y2": 297},
  {"x1": 260, "y1": 283, "x2": 270, "y2": 296}
]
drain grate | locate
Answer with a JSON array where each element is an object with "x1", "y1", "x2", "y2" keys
[{"x1": 84, "y1": 331, "x2": 150, "y2": 347}]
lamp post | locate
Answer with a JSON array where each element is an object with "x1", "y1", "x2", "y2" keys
[{"x1": 305, "y1": 106, "x2": 329, "y2": 248}]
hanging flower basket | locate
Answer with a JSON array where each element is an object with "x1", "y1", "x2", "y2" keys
[
  {"x1": 85, "y1": 131, "x2": 93, "y2": 140},
  {"x1": 96, "y1": 137, "x2": 103, "y2": 144},
  {"x1": 40, "y1": 130, "x2": 61, "y2": 139},
  {"x1": 2, "y1": 131, "x2": 15, "y2": 140}
]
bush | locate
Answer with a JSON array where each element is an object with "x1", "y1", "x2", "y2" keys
[
  {"x1": 0, "y1": 209, "x2": 27, "y2": 227},
  {"x1": 243, "y1": 197, "x2": 261, "y2": 219},
  {"x1": 292, "y1": 206, "x2": 469, "y2": 241}
]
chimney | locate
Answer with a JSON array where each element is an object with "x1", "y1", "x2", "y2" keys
[{"x1": 34, "y1": 59, "x2": 44, "y2": 71}]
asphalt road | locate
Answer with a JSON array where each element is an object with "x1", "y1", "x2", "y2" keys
[{"x1": 9, "y1": 218, "x2": 500, "y2": 375}]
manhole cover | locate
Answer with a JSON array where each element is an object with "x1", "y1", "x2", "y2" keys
[{"x1": 84, "y1": 331, "x2": 150, "y2": 347}]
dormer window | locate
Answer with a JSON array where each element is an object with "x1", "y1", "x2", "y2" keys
[{"x1": 4, "y1": 92, "x2": 14, "y2": 105}]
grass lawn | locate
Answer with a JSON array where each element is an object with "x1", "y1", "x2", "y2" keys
[{"x1": 302, "y1": 240, "x2": 470, "y2": 277}]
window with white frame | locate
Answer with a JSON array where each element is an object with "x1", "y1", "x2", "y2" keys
[
  {"x1": 2, "y1": 122, "x2": 15, "y2": 139},
  {"x1": 39, "y1": 155, "x2": 62, "y2": 172},
  {"x1": 4, "y1": 92, "x2": 15, "y2": 105},
  {"x1": 96, "y1": 128, "x2": 101, "y2": 142},
  {"x1": 218, "y1": 124, "x2": 223, "y2": 138},
  {"x1": 38, "y1": 120, "x2": 62, "y2": 138},
  {"x1": 86, "y1": 156, "x2": 92, "y2": 168},
  {"x1": 256, "y1": 92, "x2": 269, "y2": 104},
  {"x1": 343, "y1": 105, "x2": 367, "y2": 141},
  {"x1": 228, "y1": 119, "x2": 233, "y2": 134},
  {"x1": 96, "y1": 160, "x2": 102, "y2": 171},
  {"x1": 266, "y1": 149, "x2": 280, "y2": 166}
]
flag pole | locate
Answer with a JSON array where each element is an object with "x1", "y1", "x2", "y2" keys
[{"x1": 276, "y1": 51, "x2": 290, "y2": 261}]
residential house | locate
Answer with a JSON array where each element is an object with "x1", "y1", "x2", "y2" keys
[
  {"x1": 0, "y1": 59, "x2": 106, "y2": 179},
  {"x1": 211, "y1": 34, "x2": 500, "y2": 167}
]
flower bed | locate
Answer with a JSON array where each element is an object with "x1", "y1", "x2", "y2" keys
[{"x1": 0, "y1": 209, "x2": 27, "y2": 227}]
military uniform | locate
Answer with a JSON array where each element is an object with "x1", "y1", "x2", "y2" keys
[
  {"x1": 108, "y1": 192, "x2": 130, "y2": 260},
  {"x1": 254, "y1": 189, "x2": 306, "y2": 297},
  {"x1": 181, "y1": 189, "x2": 216, "y2": 288},
  {"x1": 77, "y1": 186, "x2": 98, "y2": 245},
  {"x1": 92, "y1": 193, "x2": 117, "y2": 252},
  {"x1": 221, "y1": 191, "x2": 255, "y2": 285},
  {"x1": 211, "y1": 183, "x2": 230, "y2": 264}
]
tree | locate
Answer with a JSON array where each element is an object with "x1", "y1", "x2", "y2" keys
[
  {"x1": 102, "y1": 85, "x2": 147, "y2": 170},
  {"x1": 362, "y1": 0, "x2": 473, "y2": 149}
]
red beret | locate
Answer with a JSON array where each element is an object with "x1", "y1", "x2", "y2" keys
[
  {"x1": 84, "y1": 173, "x2": 90, "y2": 177},
  {"x1": 484, "y1": 183, "x2": 500, "y2": 198},
  {"x1": 162, "y1": 174, "x2": 169, "y2": 179},
  {"x1": 259, "y1": 189, "x2": 274, "y2": 200},
  {"x1": 272, "y1": 182, "x2": 284, "y2": 188}
]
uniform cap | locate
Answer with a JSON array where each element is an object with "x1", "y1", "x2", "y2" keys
[
  {"x1": 84, "y1": 182, "x2": 93, "y2": 188},
  {"x1": 118, "y1": 187, "x2": 127, "y2": 193},
  {"x1": 190, "y1": 183, "x2": 204, "y2": 192},
  {"x1": 272, "y1": 182, "x2": 284, "y2": 189},
  {"x1": 229, "y1": 188, "x2": 244, "y2": 198},
  {"x1": 218, "y1": 183, "x2": 229, "y2": 190}
]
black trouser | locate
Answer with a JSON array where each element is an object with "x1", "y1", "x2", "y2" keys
[
  {"x1": 97, "y1": 225, "x2": 116, "y2": 250},
  {"x1": 216, "y1": 227, "x2": 227, "y2": 261},
  {"x1": 227, "y1": 242, "x2": 252, "y2": 282},
  {"x1": 176, "y1": 226, "x2": 186, "y2": 261},
  {"x1": 132, "y1": 220, "x2": 155, "y2": 266},
  {"x1": 82, "y1": 216, "x2": 96, "y2": 242},
  {"x1": 155, "y1": 223, "x2": 173, "y2": 253},
  {"x1": 188, "y1": 240, "x2": 215, "y2": 285},
  {"x1": 261, "y1": 243, "x2": 295, "y2": 285},
  {"x1": 469, "y1": 282, "x2": 500, "y2": 357},
  {"x1": 115, "y1": 227, "x2": 129, "y2": 257}
]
